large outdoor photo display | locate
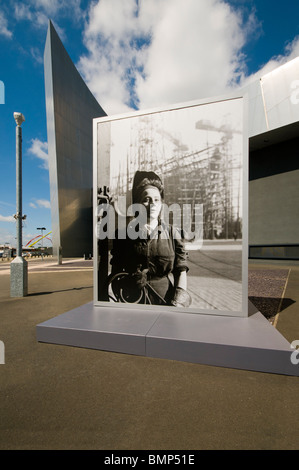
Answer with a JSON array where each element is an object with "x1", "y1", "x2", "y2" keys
[{"x1": 93, "y1": 95, "x2": 248, "y2": 317}]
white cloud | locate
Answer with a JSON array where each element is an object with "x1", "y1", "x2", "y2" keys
[
  {"x1": 0, "y1": 214, "x2": 15, "y2": 223},
  {"x1": 77, "y1": 0, "x2": 159, "y2": 113},
  {"x1": 28, "y1": 138, "x2": 49, "y2": 170},
  {"x1": 13, "y1": 0, "x2": 83, "y2": 42},
  {"x1": 13, "y1": 3, "x2": 63, "y2": 37},
  {"x1": 78, "y1": 0, "x2": 299, "y2": 116},
  {"x1": 36, "y1": 199, "x2": 51, "y2": 209},
  {"x1": 240, "y1": 35, "x2": 299, "y2": 87},
  {"x1": 30, "y1": 199, "x2": 51, "y2": 209},
  {"x1": 14, "y1": 0, "x2": 81, "y2": 19},
  {"x1": 77, "y1": 0, "x2": 141, "y2": 114},
  {"x1": 77, "y1": 0, "x2": 261, "y2": 114},
  {"x1": 0, "y1": 11, "x2": 12, "y2": 38},
  {"x1": 14, "y1": 4, "x2": 33, "y2": 21},
  {"x1": 30, "y1": 47, "x2": 43, "y2": 65},
  {"x1": 30, "y1": 0, "x2": 82, "y2": 17},
  {"x1": 135, "y1": 0, "x2": 248, "y2": 109}
]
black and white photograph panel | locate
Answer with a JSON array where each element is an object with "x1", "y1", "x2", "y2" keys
[{"x1": 95, "y1": 96, "x2": 247, "y2": 316}]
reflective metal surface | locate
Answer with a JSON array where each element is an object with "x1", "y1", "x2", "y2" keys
[
  {"x1": 44, "y1": 21, "x2": 106, "y2": 258},
  {"x1": 242, "y1": 56, "x2": 299, "y2": 138},
  {"x1": 261, "y1": 57, "x2": 299, "y2": 130}
]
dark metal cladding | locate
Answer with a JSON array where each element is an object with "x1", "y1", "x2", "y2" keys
[{"x1": 44, "y1": 21, "x2": 106, "y2": 259}]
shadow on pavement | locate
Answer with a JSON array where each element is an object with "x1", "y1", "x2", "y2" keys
[
  {"x1": 249, "y1": 296, "x2": 295, "y2": 320},
  {"x1": 27, "y1": 286, "x2": 93, "y2": 296}
]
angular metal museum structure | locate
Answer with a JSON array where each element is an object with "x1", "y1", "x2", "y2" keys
[{"x1": 44, "y1": 21, "x2": 299, "y2": 261}]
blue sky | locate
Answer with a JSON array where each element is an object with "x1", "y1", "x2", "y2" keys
[{"x1": 0, "y1": 0, "x2": 299, "y2": 248}]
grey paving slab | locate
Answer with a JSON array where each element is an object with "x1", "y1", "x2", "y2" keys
[
  {"x1": 146, "y1": 306, "x2": 299, "y2": 376},
  {"x1": 36, "y1": 300, "x2": 299, "y2": 376},
  {"x1": 36, "y1": 302, "x2": 160, "y2": 356}
]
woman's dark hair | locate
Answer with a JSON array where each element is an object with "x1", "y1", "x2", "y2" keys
[{"x1": 132, "y1": 171, "x2": 164, "y2": 203}]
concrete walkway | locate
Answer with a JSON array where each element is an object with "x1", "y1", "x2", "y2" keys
[{"x1": 0, "y1": 259, "x2": 299, "y2": 450}]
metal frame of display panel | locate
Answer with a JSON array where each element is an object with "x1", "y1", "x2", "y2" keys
[{"x1": 93, "y1": 93, "x2": 248, "y2": 317}]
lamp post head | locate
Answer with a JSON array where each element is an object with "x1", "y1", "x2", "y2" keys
[{"x1": 13, "y1": 112, "x2": 25, "y2": 126}]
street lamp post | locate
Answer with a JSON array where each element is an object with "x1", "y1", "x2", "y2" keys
[
  {"x1": 37, "y1": 227, "x2": 46, "y2": 260},
  {"x1": 10, "y1": 112, "x2": 28, "y2": 297}
]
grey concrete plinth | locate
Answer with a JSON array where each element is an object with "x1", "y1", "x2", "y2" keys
[
  {"x1": 36, "y1": 301, "x2": 299, "y2": 376},
  {"x1": 10, "y1": 256, "x2": 28, "y2": 297},
  {"x1": 37, "y1": 302, "x2": 160, "y2": 356}
]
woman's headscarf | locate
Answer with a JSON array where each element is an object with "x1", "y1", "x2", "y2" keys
[{"x1": 132, "y1": 170, "x2": 164, "y2": 204}]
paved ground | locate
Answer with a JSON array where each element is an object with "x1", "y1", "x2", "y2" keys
[{"x1": 0, "y1": 257, "x2": 299, "y2": 450}]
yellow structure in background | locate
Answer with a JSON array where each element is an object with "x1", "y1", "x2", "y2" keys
[{"x1": 26, "y1": 232, "x2": 52, "y2": 248}]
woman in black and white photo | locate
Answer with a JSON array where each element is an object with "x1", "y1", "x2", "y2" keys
[{"x1": 108, "y1": 170, "x2": 191, "y2": 308}]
